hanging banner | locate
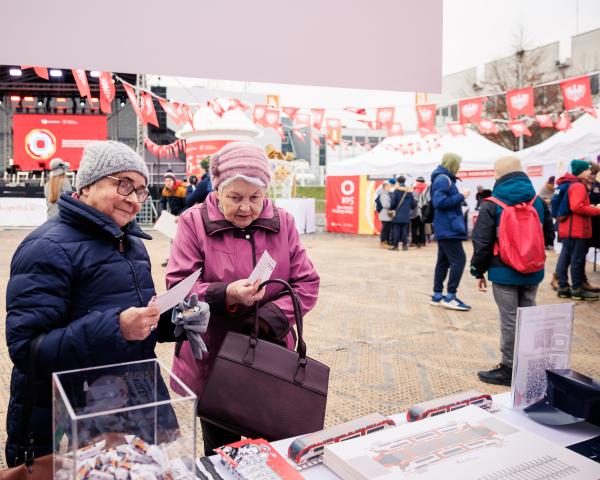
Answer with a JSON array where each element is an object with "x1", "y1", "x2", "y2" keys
[
  {"x1": 72, "y1": 69, "x2": 91, "y2": 98},
  {"x1": 159, "y1": 98, "x2": 182, "y2": 125},
  {"x1": 263, "y1": 108, "x2": 281, "y2": 129},
  {"x1": 535, "y1": 114, "x2": 553, "y2": 128},
  {"x1": 98, "y1": 71, "x2": 115, "y2": 114},
  {"x1": 387, "y1": 122, "x2": 403, "y2": 137},
  {"x1": 344, "y1": 107, "x2": 367, "y2": 115},
  {"x1": 22, "y1": 65, "x2": 49, "y2": 80},
  {"x1": 185, "y1": 139, "x2": 229, "y2": 176},
  {"x1": 141, "y1": 92, "x2": 159, "y2": 127},
  {"x1": 311, "y1": 108, "x2": 325, "y2": 130},
  {"x1": 253, "y1": 104, "x2": 267, "y2": 126},
  {"x1": 447, "y1": 122, "x2": 466, "y2": 136},
  {"x1": 375, "y1": 107, "x2": 395, "y2": 130},
  {"x1": 506, "y1": 87, "x2": 534, "y2": 119},
  {"x1": 326, "y1": 176, "x2": 360, "y2": 233},
  {"x1": 358, "y1": 119, "x2": 378, "y2": 130},
  {"x1": 458, "y1": 97, "x2": 486, "y2": 124},
  {"x1": 508, "y1": 120, "x2": 532, "y2": 137},
  {"x1": 325, "y1": 118, "x2": 342, "y2": 144},
  {"x1": 478, "y1": 119, "x2": 497, "y2": 134},
  {"x1": 282, "y1": 106, "x2": 299, "y2": 119},
  {"x1": 123, "y1": 83, "x2": 142, "y2": 121},
  {"x1": 560, "y1": 75, "x2": 592, "y2": 111},
  {"x1": 416, "y1": 104, "x2": 436, "y2": 130},
  {"x1": 294, "y1": 112, "x2": 311, "y2": 129},
  {"x1": 555, "y1": 112, "x2": 572, "y2": 131}
]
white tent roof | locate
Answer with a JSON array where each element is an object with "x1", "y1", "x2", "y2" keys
[
  {"x1": 517, "y1": 113, "x2": 600, "y2": 167},
  {"x1": 327, "y1": 129, "x2": 513, "y2": 176}
]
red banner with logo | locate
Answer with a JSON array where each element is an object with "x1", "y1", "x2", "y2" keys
[
  {"x1": 185, "y1": 139, "x2": 229, "y2": 176},
  {"x1": 376, "y1": 107, "x2": 395, "y2": 130},
  {"x1": 326, "y1": 176, "x2": 360, "y2": 233},
  {"x1": 536, "y1": 114, "x2": 553, "y2": 128},
  {"x1": 459, "y1": 97, "x2": 486, "y2": 124},
  {"x1": 263, "y1": 108, "x2": 281, "y2": 129},
  {"x1": 253, "y1": 104, "x2": 267, "y2": 126},
  {"x1": 478, "y1": 119, "x2": 497, "y2": 134},
  {"x1": 294, "y1": 112, "x2": 311, "y2": 129},
  {"x1": 416, "y1": 104, "x2": 436, "y2": 130},
  {"x1": 387, "y1": 122, "x2": 403, "y2": 137},
  {"x1": 159, "y1": 98, "x2": 183, "y2": 125},
  {"x1": 506, "y1": 87, "x2": 534, "y2": 119},
  {"x1": 447, "y1": 122, "x2": 466, "y2": 136},
  {"x1": 141, "y1": 92, "x2": 159, "y2": 127},
  {"x1": 311, "y1": 108, "x2": 325, "y2": 130},
  {"x1": 72, "y1": 69, "x2": 91, "y2": 98},
  {"x1": 325, "y1": 118, "x2": 342, "y2": 144},
  {"x1": 282, "y1": 106, "x2": 299, "y2": 119},
  {"x1": 98, "y1": 72, "x2": 115, "y2": 114},
  {"x1": 12, "y1": 114, "x2": 107, "y2": 170},
  {"x1": 508, "y1": 120, "x2": 532, "y2": 137},
  {"x1": 555, "y1": 112, "x2": 572, "y2": 131},
  {"x1": 123, "y1": 83, "x2": 142, "y2": 121},
  {"x1": 560, "y1": 75, "x2": 592, "y2": 110}
]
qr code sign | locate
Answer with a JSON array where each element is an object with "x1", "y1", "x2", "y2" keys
[{"x1": 524, "y1": 357, "x2": 552, "y2": 403}]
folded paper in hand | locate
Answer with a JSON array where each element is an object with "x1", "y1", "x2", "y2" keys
[
  {"x1": 155, "y1": 269, "x2": 202, "y2": 313},
  {"x1": 154, "y1": 211, "x2": 178, "y2": 240},
  {"x1": 247, "y1": 250, "x2": 276, "y2": 285}
]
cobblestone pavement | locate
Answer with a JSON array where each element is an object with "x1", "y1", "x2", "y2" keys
[{"x1": 1, "y1": 228, "x2": 599, "y2": 465}]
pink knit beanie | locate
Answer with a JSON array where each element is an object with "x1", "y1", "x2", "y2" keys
[{"x1": 210, "y1": 142, "x2": 271, "y2": 190}]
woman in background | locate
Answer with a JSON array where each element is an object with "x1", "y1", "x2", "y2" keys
[{"x1": 43, "y1": 158, "x2": 72, "y2": 218}]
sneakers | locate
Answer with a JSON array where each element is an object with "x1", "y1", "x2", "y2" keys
[
  {"x1": 557, "y1": 287, "x2": 571, "y2": 298},
  {"x1": 582, "y1": 279, "x2": 600, "y2": 293},
  {"x1": 388, "y1": 246, "x2": 399, "y2": 251},
  {"x1": 441, "y1": 295, "x2": 471, "y2": 311},
  {"x1": 430, "y1": 293, "x2": 445, "y2": 306},
  {"x1": 478, "y1": 364, "x2": 512, "y2": 386},
  {"x1": 402, "y1": 244, "x2": 408, "y2": 251},
  {"x1": 571, "y1": 288, "x2": 599, "y2": 302}
]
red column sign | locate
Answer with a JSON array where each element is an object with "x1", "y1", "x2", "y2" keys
[{"x1": 326, "y1": 176, "x2": 360, "y2": 233}]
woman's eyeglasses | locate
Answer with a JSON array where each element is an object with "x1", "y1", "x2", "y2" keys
[{"x1": 106, "y1": 175, "x2": 149, "y2": 202}]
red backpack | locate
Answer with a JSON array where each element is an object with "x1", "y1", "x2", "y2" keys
[{"x1": 486, "y1": 196, "x2": 546, "y2": 274}]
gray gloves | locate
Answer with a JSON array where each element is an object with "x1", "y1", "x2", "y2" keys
[{"x1": 171, "y1": 294, "x2": 210, "y2": 360}]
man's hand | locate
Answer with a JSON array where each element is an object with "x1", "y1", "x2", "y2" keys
[
  {"x1": 477, "y1": 277, "x2": 488, "y2": 292},
  {"x1": 226, "y1": 279, "x2": 266, "y2": 307},
  {"x1": 119, "y1": 303, "x2": 160, "y2": 341}
]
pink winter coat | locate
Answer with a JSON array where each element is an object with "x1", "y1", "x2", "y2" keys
[{"x1": 166, "y1": 192, "x2": 320, "y2": 397}]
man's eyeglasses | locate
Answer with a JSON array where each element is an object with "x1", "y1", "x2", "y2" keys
[{"x1": 106, "y1": 175, "x2": 149, "y2": 202}]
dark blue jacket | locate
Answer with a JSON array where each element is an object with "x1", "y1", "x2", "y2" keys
[
  {"x1": 184, "y1": 173, "x2": 212, "y2": 209},
  {"x1": 470, "y1": 172, "x2": 554, "y2": 285},
  {"x1": 430, "y1": 165, "x2": 466, "y2": 240},
  {"x1": 4, "y1": 193, "x2": 173, "y2": 464},
  {"x1": 389, "y1": 186, "x2": 417, "y2": 224}
]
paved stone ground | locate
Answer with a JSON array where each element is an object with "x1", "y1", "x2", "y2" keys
[{"x1": 1, "y1": 228, "x2": 599, "y2": 465}]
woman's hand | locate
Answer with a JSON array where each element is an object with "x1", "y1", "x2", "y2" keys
[
  {"x1": 226, "y1": 279, "x2": 266, "y2": 307},
  {"x1": 477, "y1": 277, "x2": 488, "y2": 292},
  {"x1": 119, "y1": 303, "x2": 161, "y2": 340}
]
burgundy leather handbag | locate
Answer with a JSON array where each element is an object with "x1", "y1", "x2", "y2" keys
[{"x1": 198, "y1": 279, "x2": 329, "y2": 441}]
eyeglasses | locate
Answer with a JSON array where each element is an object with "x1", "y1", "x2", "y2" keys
[{"x1": 106, "y1": 175, "x2": 149, "y2": 202}]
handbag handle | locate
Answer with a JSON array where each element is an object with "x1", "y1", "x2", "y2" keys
[{"x1": 251, "y1": 279, "x2": 307, "y2": 361}]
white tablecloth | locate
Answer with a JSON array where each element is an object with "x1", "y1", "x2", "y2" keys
[{"x1": 275, "y1": 198, "x2": 316, "y2": 235}]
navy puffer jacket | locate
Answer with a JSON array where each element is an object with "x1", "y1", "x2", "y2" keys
[
  {"x1": 5, "y1": 193, "x2": 167, "y2": 465},
  {"x1": 430, "y1": 165, "x2": 466, "y2": 240}
]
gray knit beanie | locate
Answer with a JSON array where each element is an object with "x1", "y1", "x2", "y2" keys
[{"x1": 76, "y1": 141, "x2": 149, "y2": 192}]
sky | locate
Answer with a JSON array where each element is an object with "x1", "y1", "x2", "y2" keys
[{"x1": 153, "y1": 0, "x2": 600, "y2": 110}]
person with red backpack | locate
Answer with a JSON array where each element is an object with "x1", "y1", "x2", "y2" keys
[
  {"x1": 555, "y1": 159, "x2": 600, "y2": 301},
  {"x1": 470, "y1": 156, "x2": 554, "y2": 386}
]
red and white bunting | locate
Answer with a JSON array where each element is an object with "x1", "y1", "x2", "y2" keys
[
  {"x1": 357, "y1": 119, "x2": 378, "y2": 130},
  {"x1": 208, "y1": 99, "x2": 225, "y2": 117},
  {"x1": 477, "y1": 119, "x2": 497, "y2": 134},
  {"x1": 159, "y1": 98, "x2": 183, "y2": 125},
  {"x1": 72, "y1": 69, "x2": 91, "y2": 98},
  {"x1": 310, "y1": 132, "x2": 321, "y2": 146},
  {"x1": 344, "y1": 107, "x2": 367, "y2": 115},
  {"x1": 554, "y1": 112, "x2": 572, "y2": 131},
  {"x1": 326, "y1": 138, "x2": 336, "y2": 151},
  {"x1": 294, "y1": 112, "x2": 311, "y2": 129},
  {"x1": 282, "y1": 106, "x2": 299, "y2": 119},
  {"x1": 98, "y1": 72, "x2": 115, "y2": 113},
  {"x1": 253, "y1": 104, "x2": 267, "y2": 126},
  {"x1": 277, "y1": 125, "x2": 286, "y2": 141},
  {"x1": 141, "y1": 92, "x2": 159, "y2": 127},
  {"x1": 123, "y1": 83, "x2": 142, "y2": 120},
  {"x1": 447, "y1": 122, "x2": 466, "y2": 136},
  {"x1": 263, "y1": 108, "x2": 281, "y2": 129},
  {"x1": 583, "y1": 106, "x2": 598, "y2": 119},
  {"x1": 418, "y1": 125, "x2": 437, "y2": 137},
  {"x1": 508, "y1": 120, "x2": 532, "y2": 137},
  {"x1": 458, "y1": 97, "x2": 486, "y2": 124},
  {"x1": 387, "y1": 122, "x2": 404, "y2": 137},
  {"x1": 535, "y1": 114, "x2": 554, "y2": 128},
  {"x1": 173, "y1": 102, "x2": 192, "y2": 126},
  {"x1": 376, "y1": 107, "x2": 395, "y2": 130},
  {"x1": 311, "y1": 108, "x2": 325, "y2": 130},
  {"x1": 325, "y1": 118, "x2": 342, "y2": 144},
  {"x1": 506, "y1": 87, "x2": 534, "y2": 119},
  {"x1": 292, "y1": 128, "x2": 306, "y2": 142},
  {"x1": 229, "y1": 98, "x2": 249, "y2": 112},
  {"x1": 560, "y1": 75, "x2": 592, "y2": 111},
  {"x1": 416, "y1": 104, "x2": 436, "y2": 130}
]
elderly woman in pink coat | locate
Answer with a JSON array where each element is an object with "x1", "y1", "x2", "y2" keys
[{"x1": 166, "y1": 142, "x2": 320, "y2": 454}]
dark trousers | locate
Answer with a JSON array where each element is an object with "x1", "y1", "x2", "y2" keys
[
  {"x1": 433, "y1": 239, "x2": 466, "y2": 294},
  {"x1": 391, "y1": 223, "x2": 409, "y2": 247},
  {"x1": 200, "y1": 419, "x2": 240, "y2": 456},
  {"x1": 411, "y1": 217, "x2": 425, "y2": 245},
  {"x1": 380, "y1": 221, "x2": 392, "y2": 244},
  {"x1": 556, "y1": 237, "x2": 589, "y2": 290}
]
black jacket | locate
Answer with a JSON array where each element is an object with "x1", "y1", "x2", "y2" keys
[{"x1": 184, "y1": 173, "x2": 213, "y2": 208}]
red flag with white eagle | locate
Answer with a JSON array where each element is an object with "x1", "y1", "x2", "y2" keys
[
  {"x1": 506, "y1": 87, "x2": 534, "y2": 119},
  {"x1": 535, "y1": 114, "x2": 553, "y2": 128},
  {"x1": 458, "y1": 97, "x2": 486, "y2": 124},
  {"x1": 123, "y1": 83, "x2": 142, "y2": 121},
  {"x1": 344, "y1": 107, "x2": 367, "y2": 115},
  {"x1": 477, "y1": 119, "x2": 497, "y2": 134},
  {"x1": 387, "y1": 122, "x2": 403, "y2": 137},
  {"x1": 282, "y1": 106, "x2": 299, "y2": 120},
  {"x1": 416, "y1": 104, "x2": 436, "y2": 130},
  {"x1": 560, "y1": 75, "x2": 592, "y2": 110},
  {"x1": 263, "y1": 108, "x2": 281, "y2": 129},
  {"x1": 376, "y1": 107, "x2": 395, "y2": 130},
  {"x1": 159, "y1": 98, "x2": 183, "y2": 125},
  {"x1": 554, "y1": 112, "x2": 572, "y2": 131},
  {"x1": 325, "y1": 118, "x2": 342, "y2": 144},
  {"x1": 253, "y1": 104, "x2": 267, "y2": 126},
  {"x1": 72, "y1": 69, "x2": 91, "y2": 98},
  {"x1": 447, "y1": 122, "x2": 466, "y2": 136},
  {"x1": 141, "y1": 92, "x2": 159, "y2": 127},
  {"x1": 294, "y1": 112, "x2": 311, "y2": 129},
  {"x1": 508, "y1": 120, "x2": 532, "y2": 137},
  {"x1": 311, "y1": 108, "x2": 325, "y2": 130}
]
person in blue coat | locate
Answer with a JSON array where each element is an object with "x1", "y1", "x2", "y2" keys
[
  {"x1": 430, "y1": 153, "x2": 471, "y2": 311},
  {"x1": 388, "y1": 176, "x2": 416, "y2": 251},
  {"x1": 184, "y1": 157, "x2": 213, "y2": 209},
  {"x1": 4, "y1": 141, "x2": 207, "y2": 466}
]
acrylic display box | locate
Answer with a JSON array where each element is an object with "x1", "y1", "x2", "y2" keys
[{"x1": 52, "y1": 358, "x2": 197, "y2": 479}]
